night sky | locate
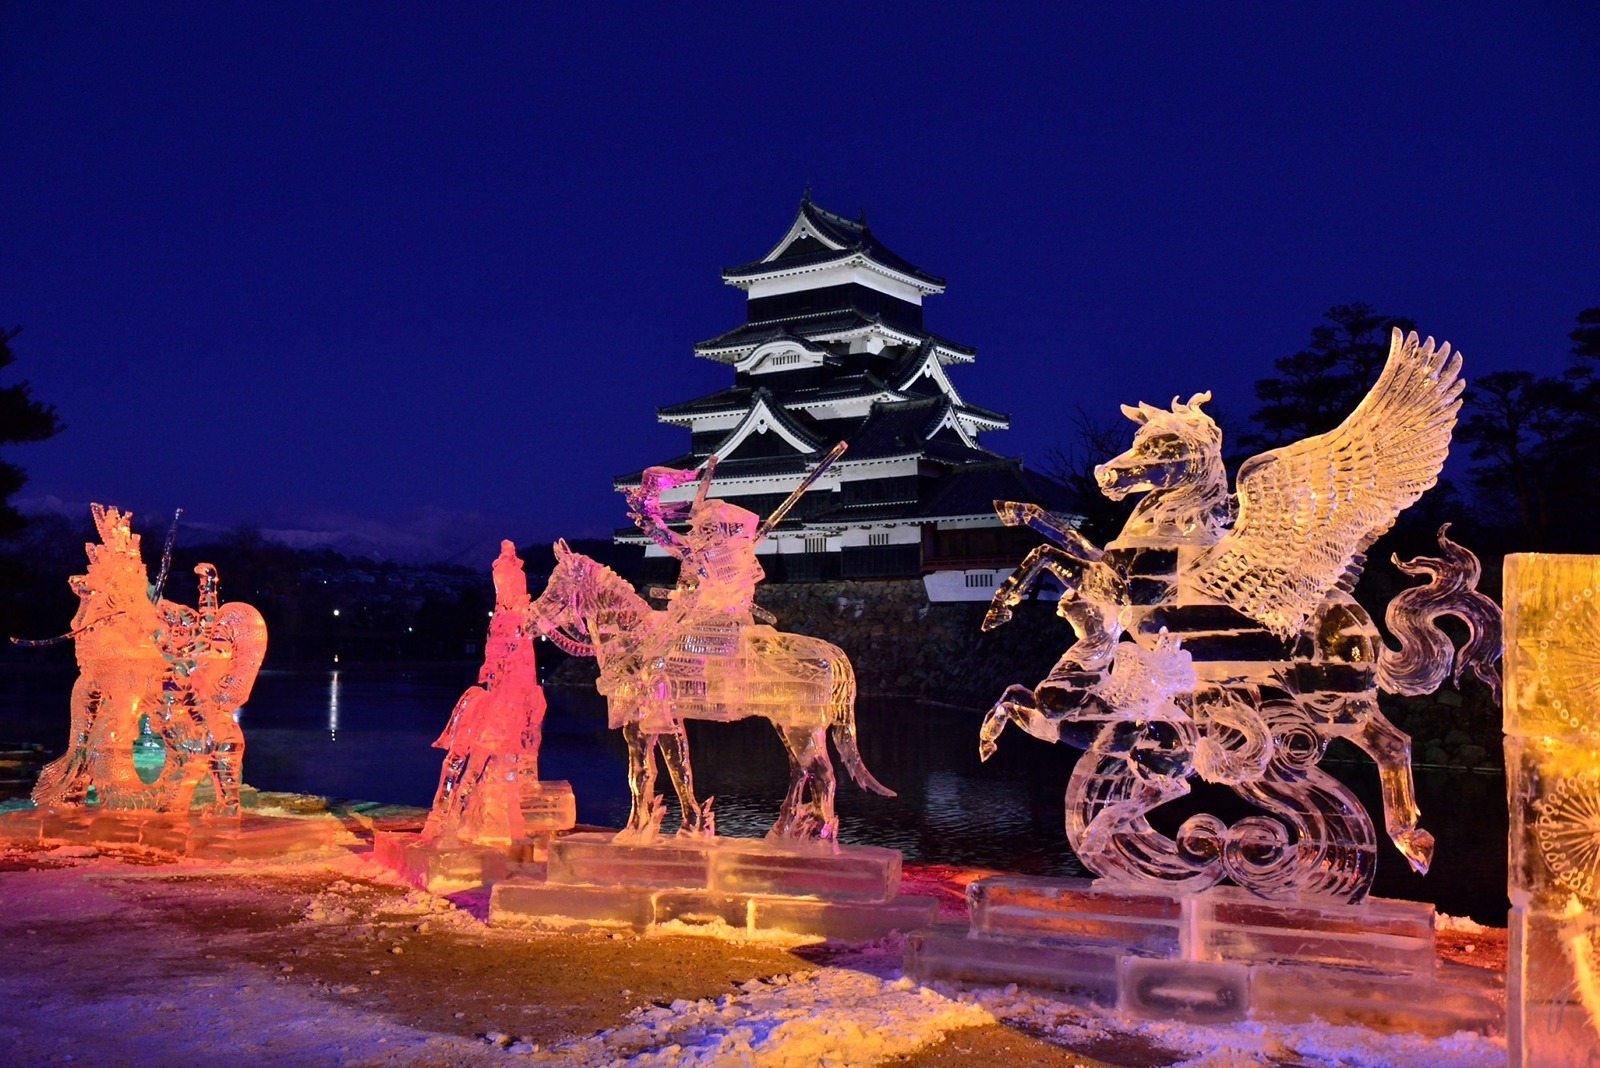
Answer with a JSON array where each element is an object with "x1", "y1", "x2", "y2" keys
[{"x1": 2, "y1": 5, "x2": 1595, "y2": 563}]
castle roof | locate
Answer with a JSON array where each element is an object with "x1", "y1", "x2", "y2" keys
[{"x1": 722, "y1": 193, "x2": 946, "y2": 291}]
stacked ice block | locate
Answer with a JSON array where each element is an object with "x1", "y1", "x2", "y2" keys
[
  {"x1": 1505, "y1": 554, "x2": 1600, "y2": 1066},
  {"x1": 0, "y1": 807, "x2": 342, "y2": 860},
  {"x1": 906, "y1": 875, "x2": 1501, "y2": 1034},
  {"x1": 373, "y1": 779, "x2": 576, "y2": 893},
  {"x1": 490, "y1": 832, "x2": 939, "y2": 941}
]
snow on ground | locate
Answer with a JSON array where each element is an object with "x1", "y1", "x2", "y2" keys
[
  {"x1": 533, "y1": 935, "x2": 1505, "y2": 1068},
  {"x1": 0, "y1": 843, "x2": 1509, "y2": 1067}
]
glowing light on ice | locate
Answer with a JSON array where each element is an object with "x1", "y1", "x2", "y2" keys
[
  {"x1": 531, "y1": 446, "x2": 894, "y2": 844},
  {"x1": 22, "y1": 504, "x2": 267, "y2": 816},
  {"x1": 1505, "y1": 553, "x2": 1600, "y2": 1061},
  {"x1": 980, "y1": 330, "x2": 1501, "y2": 903},
  {"x1": 422, "y1": 541, "x2": 548, "y2": 845}
]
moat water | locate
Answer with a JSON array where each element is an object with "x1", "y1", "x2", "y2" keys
[{"x1": 0, "y1": 664, "x2": 1510, "y2": 924}]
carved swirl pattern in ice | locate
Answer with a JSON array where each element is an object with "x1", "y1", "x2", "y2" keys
[{"x1": 980, "y1": 330, "x2": 1503, "y2": 903}]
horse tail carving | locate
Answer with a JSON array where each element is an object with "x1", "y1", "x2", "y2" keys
[
  {"x1": 826, "y1": 655, "x2": 895, "y2": 798},
  {"x1": 1376, "y1": 525, "x2": 1503, "y2": 702}
]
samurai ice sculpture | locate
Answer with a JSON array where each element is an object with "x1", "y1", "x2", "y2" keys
[
  {"x1": 980, "y1": 330, "x2": 1502, "y2": 903},
  {"x1": 529, "y1": 447, "x2": 894, "y2": 843},
  {"x1": 423, "y1": 541, "x2": 548, "y2": 845},
  {"x1": 26, "y1": 504, "x2": 267, "y2": 817}
]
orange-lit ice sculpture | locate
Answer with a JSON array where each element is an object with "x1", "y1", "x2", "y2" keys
[
  {"x1": 530, "y1": 446, "x2": 893, "y2": 844},
  {"x1": 28, "y1": 504, "x2": 266, "y2": 817},
  {"x1": 1505, "y1": 553, "x2": 1600, "y2": 1065},
  {"x1": 423, "y1": 540, "x2": 548, "y2": 845},
  {"x1": 979, "y1": 329, "x2": 1503, "y2": 904}
]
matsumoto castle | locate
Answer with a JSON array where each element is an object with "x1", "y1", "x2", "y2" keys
[{"x1": 615, "y1": 195, "x2": 1074, "y2": 601}]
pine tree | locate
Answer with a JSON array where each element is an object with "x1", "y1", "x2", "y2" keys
[
  {"x1": 1240, "y1": 303, "x2": 1418, "y2": 454},
  {"x1": 0, "y1": 327, "x2": 65, "y2": 538}
]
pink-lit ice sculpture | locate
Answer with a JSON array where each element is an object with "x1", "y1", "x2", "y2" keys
[
  {"x1": 423, "y1": 541, "x2": 548, "y2": 845},
  {"x1": 531, "y1": 447, "x2": 893, "y2": 844},
  {"x1": 980, "y1": 330, "x2": 1503, "y2": 903},
  {"x1": 27, "y1": 504, "x2": 266, "y2": 816}
]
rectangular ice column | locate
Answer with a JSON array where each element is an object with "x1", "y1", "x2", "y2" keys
[{"x1": 1505, "y1": 553, "x2": 1600, "y2": 1067}]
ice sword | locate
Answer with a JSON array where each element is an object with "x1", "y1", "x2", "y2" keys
[{"x1": 755, "y1": 441, "x2": 847, "y2": 543}]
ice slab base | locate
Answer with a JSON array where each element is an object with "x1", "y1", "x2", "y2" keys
[
  {"x1": 489, "y1": 832, "x2": 937, "y2": 941},
  {"x1": 905, "y1": 875, "x2": 1502, "y2": 1037},
  {"x1": 0, "y1": 806, "x2": 342, "y2": 860},
  {"x1": 373, "y1": 781, "x2": 576, "y2": 893}
]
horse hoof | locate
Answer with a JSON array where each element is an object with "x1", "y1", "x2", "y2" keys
[{"x1": 1395, "y1": 827, "x2": 1435, "y2": 874}]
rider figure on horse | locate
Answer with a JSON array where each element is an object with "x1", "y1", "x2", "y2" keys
[{"x1": 624, "y1": 455, "x2": 764, "y2": 625}]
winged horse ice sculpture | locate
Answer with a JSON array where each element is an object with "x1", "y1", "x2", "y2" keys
[{"x1": 980, "y1": 330, "x2": 1502, "y2": 902}]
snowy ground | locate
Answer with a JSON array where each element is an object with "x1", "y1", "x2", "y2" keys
[{"x1": 0, "y1": 834, "x2": 1508, "y2": 1067}]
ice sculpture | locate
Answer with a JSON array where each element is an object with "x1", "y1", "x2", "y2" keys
[
  {"x1": 1505, "y1": 554, "x2": 1600, "y2": 1065},
  {"x1": 24, "y1": 504, "x2": 266, "y2": 816},
  {"x1": 979, "y1": 329, "x2": 1503, "y2": 903},
  {"x1": 422, "y1": 541, "x2": 548, "y2": 845},
  {"x1": 531, "y1": 446, "x2": 892, "y2": 844}
]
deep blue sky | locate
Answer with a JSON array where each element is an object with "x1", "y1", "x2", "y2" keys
[{"x1": 2, "y1": 4, "x2": 1595, "y2": 562}]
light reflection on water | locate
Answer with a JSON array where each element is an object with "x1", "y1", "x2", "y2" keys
[
  {"x1": 327, "y1": 670, "x2": 340, "y2": 740},
  {"x1": 0, "y1": 664, "x2": 1510, "y2": 923}
]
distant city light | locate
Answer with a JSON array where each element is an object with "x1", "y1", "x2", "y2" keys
[{"x1": 333, "y1": 608, "x2": 341, "y2": 617}]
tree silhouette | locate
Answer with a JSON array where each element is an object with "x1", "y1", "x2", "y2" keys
[
  {"x1": 1239, "y1": 303, "x2": 1418, "y2": 455},
  {"x1": 0, "y1": 327, "x2": 64, "y2": 538},
  {"x1": 1457, "y1": 305, "x2": 1600, "y2": 552}
]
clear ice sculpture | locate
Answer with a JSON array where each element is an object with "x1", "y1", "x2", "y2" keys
[
  {"x1": 531, "y1": 446, "x2": 893, "y2": 844},
  {"x1": 422, "y1": 540, "x2": 548, "y2": 845},
  {"x1": 1505, "y1": 554, "x2": 1600, "y2": 1065},
  {"x1": 980, "y1": 329, "x2": 1503, "y2": 903},
  {"x1": 25, "y1": 504, "x2": 266, "y2": 817}
]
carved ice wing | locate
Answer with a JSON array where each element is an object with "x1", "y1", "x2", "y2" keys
[{"x1": 1192, "y1": 329, "x2": 1463, "y2": 636}]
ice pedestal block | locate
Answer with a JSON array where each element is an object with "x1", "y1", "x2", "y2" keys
[
  {"x1": 1505, "y1": 554, "x2": 1600, "y2": 1067},
  {"x1": 1253, "y1": 959, "x2": 1504, "y2": 1039},
  {"x1": 905, "y1": 925, "x2": 1122, "y2": 1004},
  {"x1": 1120, "y1": 957, "x2": 1248, "y2": 1024},
  {"x1": 710, "y1": 840, "x2": 901, "y2": 902},
  {"x1": 372, "y1": 831, "x2": 511, "y2": 894},
  {"x1": 492, "y1": 833, "x2": 933, "y2": 940},
  {"x1": 520, "y1": 780, "x2": 576, "y2": 833},
  {"x1": 547, "y1": 833, "x2": 713, "y2": 891},
  {"x1": 547, "y1": 832, "x2": 902, "y2": 903},
  {"x1": 489, "y1": 876, "x2": 936, "y2": 940},
  {"x1": 1194, "y1": 885, "x2": 1436, "y2": 974},
  {"x1": 492, "y1": 878, "x2": 655, "y2": 928},
  {"x1": 968, "y1": 875, "x2": 1182, "y2": 956},
  {"x1": 905, "y1": 876, "x2": 1502, "y2": 1036},
  {"x1": 749, "y1": 894, "x2": 937, "y2": 941},
  {"x1": 0, "y1": 807, "x2": 341, "y2": 858}
]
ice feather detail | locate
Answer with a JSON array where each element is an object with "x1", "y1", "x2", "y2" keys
[{"x1": 1192, "y1": 329, "x2": 1463, "y2": 637}]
